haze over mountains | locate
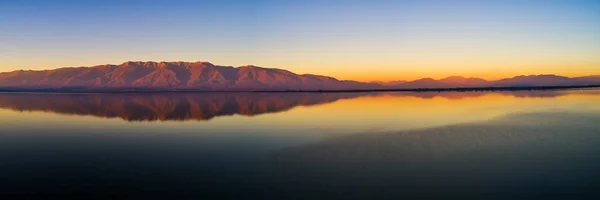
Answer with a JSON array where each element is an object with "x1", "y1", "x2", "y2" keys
[{"x1": 0, "y1": 61, "x2": 599, "y2": 91}]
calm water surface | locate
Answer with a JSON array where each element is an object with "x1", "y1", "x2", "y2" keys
[{"x1": 0, "y1": 90, "x2": 599, "y2": 199}]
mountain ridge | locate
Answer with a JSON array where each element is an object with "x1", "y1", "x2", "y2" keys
[
  {"x1": 378, "y1": 74, "x2": 600, "y2": 89},
  {"x1": 1, "y1": 61, "x2": 599, "y2": 91},
  {"x1": 0, "y1": 61, "x2": 378, "y2": 91}
]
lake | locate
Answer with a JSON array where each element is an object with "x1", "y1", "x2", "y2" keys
[{"x1": 0, "y1": 89, "x2": 599, "y2": 199}]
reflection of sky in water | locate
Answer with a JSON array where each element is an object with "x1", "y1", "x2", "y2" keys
[
  {"x1": 0, "y1": 89, "x2": 599, "y2": 140},
  {"x1": 0, "y1": 89, "x2": 599, "y2": 198},
  {"x1": 0, "y1": 89, "x2": 598, "y2": 156}
]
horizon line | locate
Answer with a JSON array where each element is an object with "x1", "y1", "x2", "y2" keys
[{"x1": 1, "y1": 60, "x2": 598, "y2": 83}]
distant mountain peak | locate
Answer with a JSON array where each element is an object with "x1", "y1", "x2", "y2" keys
[
  {"x1": 514, "y1": 74, "x2": 566, "y2": 78},
  {"x1": 415, "y1": 78, "x2": 436, "y2": 81},
  {"x1": 441, "y1": 76, "x2": 466, "y2": 80}
]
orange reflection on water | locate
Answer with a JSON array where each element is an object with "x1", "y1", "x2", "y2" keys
[
  {"x1": 0, "y1": 89, "x2": 598, "y2": 136},
  {"x1": 282, "y1": 90, "x2": 600, "y2": 134}
]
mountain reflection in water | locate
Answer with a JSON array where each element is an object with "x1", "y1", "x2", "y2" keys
[
  {"x1": 0, "y1": 89, "x2": 599, "y2": 199},
  {"x1": 0, "y1": 89, "x2": 593, "y2": 122},
  {"x1": 0, "y1": 93, "x2": 362, "y2": 121}
]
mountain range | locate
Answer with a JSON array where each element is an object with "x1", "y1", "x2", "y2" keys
[
  {"x1": 0, "y1": 61, "x2": 599, "y2": 91},
  {"x1": 384, "y1": 75, "x2": 600, "y2": 89}
]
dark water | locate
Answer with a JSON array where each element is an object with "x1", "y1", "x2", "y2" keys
[{"x1": 0, "y1": 90, "x2": 599, "y2": 199}]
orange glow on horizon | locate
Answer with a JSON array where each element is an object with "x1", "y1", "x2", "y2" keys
[
  {"x1": 1, "y1": 59, "x2": 598, "y2": 83},
  {"x1": 313, "y1": 63, "x2": 600, "y2": 82}
]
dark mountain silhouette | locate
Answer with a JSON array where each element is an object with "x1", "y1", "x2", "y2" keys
[
  {"x1": 492, "y1": 74, "x2": 583, "y2": 87},
  {"x1": 439, "y1": 76, "x2": 489, "y2": 86},
  {"x1": 0, "y1": 61, "x2": 599, "y2": 91},
  {"x1": 381, "y1": 75, "x2": 600, "y2": 89},
  {"x1": 575, "y1": 75, "x2": 600, "y2": 83}
]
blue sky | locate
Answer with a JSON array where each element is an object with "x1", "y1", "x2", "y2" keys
[{"x1": 2, "y1": 0, "x2": 599, "y2": 80}]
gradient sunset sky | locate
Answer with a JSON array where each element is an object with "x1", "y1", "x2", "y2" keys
[{"x1": 2, "y1": 0, "x2": 599, "y2": 81}]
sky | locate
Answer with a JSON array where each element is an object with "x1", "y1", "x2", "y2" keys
[{"x1": 1, "y1": 0, "x2": 599, "y2": 81}]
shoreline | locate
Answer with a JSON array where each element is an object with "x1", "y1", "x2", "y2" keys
[{"x1": 0, "y1": 85, "x2": 598, "y2": 94}]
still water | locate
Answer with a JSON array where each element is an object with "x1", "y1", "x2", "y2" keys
[{"x1": 0, "y1": 90, "x2": 599, "y2": 199}]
